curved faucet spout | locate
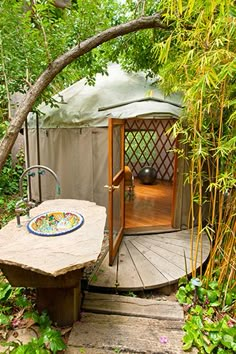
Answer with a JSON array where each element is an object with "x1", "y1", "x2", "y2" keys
[
  {"x1": 19, "y1": 165, "x2": 61, "y2": 199},
  {"x1": 16, "y1": 165, "x2": 61, "y2": 227}
]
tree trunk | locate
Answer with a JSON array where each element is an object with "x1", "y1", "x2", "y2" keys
[{"x1": 0, "y1": 14, "x2": 167, "y2": 172}]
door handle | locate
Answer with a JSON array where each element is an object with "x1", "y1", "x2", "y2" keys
[{"x1": 104, "y1": 185, "x2": 120, "y2": 192}]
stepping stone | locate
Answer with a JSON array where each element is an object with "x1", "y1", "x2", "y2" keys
[{"x1": 67, "y1": 313, "x2": 185, "y2": 354}]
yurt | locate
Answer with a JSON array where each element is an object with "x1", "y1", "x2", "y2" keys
[{"x1": 26, "y1": 64, "x2": 189, "y2": 236}]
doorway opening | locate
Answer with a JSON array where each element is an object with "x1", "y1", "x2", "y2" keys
[{"x1": 124, "y1": 118, "x2": 177, "y2": 232}]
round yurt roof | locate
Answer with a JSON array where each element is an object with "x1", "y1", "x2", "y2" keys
[{"x1": 28, "y1": 64, "x2": 182, "y2": 128}]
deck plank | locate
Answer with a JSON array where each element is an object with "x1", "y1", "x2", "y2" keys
[
  {"x1": 146, "y1": 231, "x2": 210, "y2": 246},
  {"x1": 146, "y1": 235, "x2": 209, "y2": 249},
  {"x1": 130, "y1": 240, "x2": 185, "y2": 280},
  {"x1": 132, "y1": 237, "x2": 205, "y2": 270},
  {"x1": 141, "y1": 235, "x2": 210, "y2": 258},
  {"x1": 131, "y1": 237, "x2": 190, "y2": 272},
  {"x1": 124, "y1": 239, "x2": 169, "y2": 289},
  {"x1": 116, "y1": 241, "x2": 144, "y2": 290},
  {"x1": 136, "y1": 236, "x2": 209, "y2": 268},
  {"x1": 89, "y1": 252, "x2": 117, "y2": 288}
]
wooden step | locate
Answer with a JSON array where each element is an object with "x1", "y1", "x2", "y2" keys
[{"x1": 82, "y1": 292, "x2": 184, "y2": 321}]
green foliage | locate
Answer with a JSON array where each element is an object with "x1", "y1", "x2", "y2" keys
[
  {"x1": 0, "y1": 276, "x2": 66, "y2": 353},
  {"x1": 3, "y1": 340, "x2": 50, "y2": 353},
  {"x1": 177, "y1": 277, "x2": 236, "y2": 353},
  {"x1": 125, "y1": 131, "x2": 158, "y2": 165},
  {"x1": 0, "y1": 121, "x2": 9, "y2": 139},
  {"x1": 0, "y1": 1, "x2": 235, "y2": 351},
  {"x1": 0, "y1": 152, "x2": 25, "y2": 196},
  {"x1": 125, "y1": 291, "x2": 137, "y2": 298},
  {"x1": 117, "y1": 0, "x2": 167, "y2": 74},
  {"x1": 0, "y1": 0, "x2": 127, "y2": 115},
  {"x1": 113, "y1": 348, "x2": 122, "y2": 353},
  {"x1": 153, "y1": 0, "x2": 236, "y2": 285},
  {"x1": 0, "y1": 150, "x2": 25, "y2": 228}
]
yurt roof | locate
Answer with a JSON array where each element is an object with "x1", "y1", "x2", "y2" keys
[{"x1": 28, "y1": 64, "x2": 182, "y2": 129}]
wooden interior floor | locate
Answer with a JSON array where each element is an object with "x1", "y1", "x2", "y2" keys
[
  {"x1": 89, "y1": 230, "x2": 210, "y2": 292},
  {"x1": 125, "y1": 179, "x2": 173, "y2": 229}
]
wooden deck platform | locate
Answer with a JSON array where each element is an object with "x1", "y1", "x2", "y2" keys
[{"x1": 89, "y1": 230, "x2": 210, "y2": 292}]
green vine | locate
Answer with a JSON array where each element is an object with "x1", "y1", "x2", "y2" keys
[
  {"x1": 177, "y1": 277, "x2": 236, "y2": 353},
  {"x1": 0, "y1": 276, "x2": 66, "y2": 353},
  {"x1": 0, "y1": 150, "x2": 25, "y2": 228}
]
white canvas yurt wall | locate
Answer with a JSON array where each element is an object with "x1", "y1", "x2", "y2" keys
[
  {"x1": 27, "y1": 64, "x2": 182, "y2": 211},
  {"x1": 28, "y1": 127, "x2": 109, "y2": 209}
]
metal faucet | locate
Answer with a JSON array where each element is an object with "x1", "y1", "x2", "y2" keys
[
  {"x1": 15, "y1": 198, "x2": 34, "y2": 227},
  {"x1": 15, "y1": 165, "x2": 61, "y2": 227}
]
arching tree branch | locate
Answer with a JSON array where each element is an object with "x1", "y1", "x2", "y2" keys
[{"x1": 0, "y1": 13, "x2": 168, "y2": 171}]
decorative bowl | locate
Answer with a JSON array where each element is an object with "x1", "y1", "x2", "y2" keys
[{"x1": 27, "y1": 211, "x2": 84, "y2": 236}]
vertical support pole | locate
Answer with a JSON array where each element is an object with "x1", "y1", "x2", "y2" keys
[
  {"x1": 120, "y1": 121, "x2": 125, "y2": 231},
  {"x1": 36, "y1": 112, "x2": 42, "y2": 203},
  {"x1": 108, "y1": 119, "x2": 113, "y2": 266},
  {"x1": 24, "y1": 120, "x2": 32, "y2": 200},
  {"x1": 171, "y1": 135, "x2": 178, "y2": 227}
]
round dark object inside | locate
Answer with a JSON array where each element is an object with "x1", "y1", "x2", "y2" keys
[{"x1": 138, "y1": 166, "x2": 157, "y2": 185}]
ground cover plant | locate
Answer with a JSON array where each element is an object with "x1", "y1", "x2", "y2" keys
[
  {"x1": 0, "y1": 275, "x2": 66, "y2": 353},
  {"x1": 177, "y1": 277, "x2": 236, "y2": 353}
]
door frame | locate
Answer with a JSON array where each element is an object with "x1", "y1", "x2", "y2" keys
[
  {"x1": 123, "y1": 118, "x2": 179, "y2": 232},
  {"x1": 107, "y1": 118, "x2": 125, "y2": 265}
]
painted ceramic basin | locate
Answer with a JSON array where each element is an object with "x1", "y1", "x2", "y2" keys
[{"x1": 27, "y1": 211, "x2": 84, "y2": 236}]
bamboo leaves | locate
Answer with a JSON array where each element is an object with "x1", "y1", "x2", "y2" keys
[
  {"x1": 157, "y1": 0, "x2": 236, "y2": 285},
  {"x1": 154, "y1": 34, "x2": 172, "y2": 64}
]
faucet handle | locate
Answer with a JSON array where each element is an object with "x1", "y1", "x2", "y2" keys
[
  {"x1": 56, "y1": 184, "x2": 61, "y2": 196},
  {"x1": 15, "y1": 198, "x2": 27, "y2": 209},
  {"x1": 27, "y1": 201, "x2": 36, "y2": 209},
  {"x1": 38, "y1": 169, "x2": 46, "y2": 176},
  {"x1": 28, "y1": 171, "x2": 36, "y2": 177}
]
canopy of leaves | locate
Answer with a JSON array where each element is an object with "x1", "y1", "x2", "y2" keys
[
  {"x1": 0, "y1": 0, "x2": 127, "y2": 118},
  {"x1": 0, "y1": 1, "x2": 172, "y2": 118}
]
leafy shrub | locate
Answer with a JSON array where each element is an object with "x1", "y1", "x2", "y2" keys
[
  {"x1": 0, "y1": 152, "x2": 25, "y2": 196},
  {"x1": 176, "y1": 277, "x2": 236, "y2": 353},
  {"x1": 0, "y1": 151, "x2": 25, "y2": 228},
  {"x1": 0, "y1": 276, "x2": 66, "y2": 353}
]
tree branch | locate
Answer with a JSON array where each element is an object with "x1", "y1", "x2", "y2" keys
[{"x1": 0, "y1": 13, "x2": 168, "y2": 171}]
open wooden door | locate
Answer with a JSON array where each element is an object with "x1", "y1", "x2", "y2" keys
[{"x1": 106, "y1": 118, "x2": 125, "y2": 266}]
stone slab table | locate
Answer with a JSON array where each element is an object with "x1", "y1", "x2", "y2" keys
[{"x1": 0, "y1": 199, "x2": 106, "y2": 326}]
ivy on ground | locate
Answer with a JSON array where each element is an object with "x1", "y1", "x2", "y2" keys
[
  {"x1": 0, "y1": 276, "x2": 66, "y2": 353},
  {"x1": 177, "y1": 277, "x2": 236, "y2": 353}
]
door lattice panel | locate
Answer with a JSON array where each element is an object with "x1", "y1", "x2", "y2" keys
[{"x1": 125, "y1": 119, "x2": 176, "y2": 181}]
